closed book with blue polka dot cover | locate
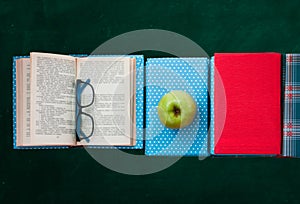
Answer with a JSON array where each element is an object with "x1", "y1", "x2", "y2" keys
[{"x1": 145, "y1": 58, "x2": 210, "y2": 156}]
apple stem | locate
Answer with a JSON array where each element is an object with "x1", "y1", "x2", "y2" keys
[{"x1": 173, "y1": 106, "x2": 181, "y2": 117}]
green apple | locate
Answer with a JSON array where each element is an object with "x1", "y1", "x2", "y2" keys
[{"x1": 157, "y1": 90, "x2": 197, "y2": 129}]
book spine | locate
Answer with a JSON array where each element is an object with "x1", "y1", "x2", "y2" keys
[{"x1": 210, "y1": 57, "x2": 215, "y2": 155}]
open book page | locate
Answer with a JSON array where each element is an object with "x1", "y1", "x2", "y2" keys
[
  {"x1": 30, "y1": 52, "x2": 76, "y2": 146},
  {"x1": 76, "y1": 57, "x2": 136, "y2": 146},
  {"x1": 16, "y1": 58, "x2": 31, "y2": 146},
  {"x1": 130, "y1": 58, "x2": 136, "y2": 145}
]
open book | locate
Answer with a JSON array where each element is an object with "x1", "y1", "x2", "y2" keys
[{"x1": 15, "y1": 52, "x2": 137, "y2": 147}]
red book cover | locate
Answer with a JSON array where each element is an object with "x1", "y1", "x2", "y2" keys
[{"x1": 214, "y1": 53, "x2": 281, "y2": 154}]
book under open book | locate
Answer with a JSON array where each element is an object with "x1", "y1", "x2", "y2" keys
[{"x1": 15, "y1": 52, "x2": 137, "y2": 147}]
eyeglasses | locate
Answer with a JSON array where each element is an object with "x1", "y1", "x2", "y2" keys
[{"x1": 75, "y1": 79, "x2": 95, "y2": 142}]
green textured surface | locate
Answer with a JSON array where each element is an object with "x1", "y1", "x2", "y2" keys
[{"x1": 1, "y1": 0, "x2": 300, "y2": 203}]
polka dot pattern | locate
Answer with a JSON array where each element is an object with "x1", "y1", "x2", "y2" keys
[{"x1": 145, "y1": 58, "x2": 209, "y2": 156}]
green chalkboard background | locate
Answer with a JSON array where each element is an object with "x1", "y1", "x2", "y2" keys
[{"x1": 1, "y1": 0, "x2": 300, "y2": 203}]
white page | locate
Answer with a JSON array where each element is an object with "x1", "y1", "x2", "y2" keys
[
  {"x1": 30, "y1": 52, "x2": 76, "y2": 146},
  {"x1": 76, "y1": 57, "x2": 134, "y2": 146},
  {"x1": 16, "y1": 58, "x2": 31, "y2": 146}
]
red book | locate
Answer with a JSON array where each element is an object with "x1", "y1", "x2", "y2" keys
[{"x1": 214, "y1": 53, "x2": 281, "y2": 154}]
